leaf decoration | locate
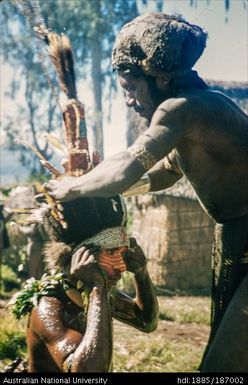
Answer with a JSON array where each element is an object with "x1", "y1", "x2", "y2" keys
[{"x1": 8, "y1": 270, "x2": 65, "y2": 319}]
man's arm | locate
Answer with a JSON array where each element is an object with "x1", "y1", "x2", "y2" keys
[
  {"x1": 43, "y1": 97, "x2": 188, "y2": 202},
  {"x1": 28, "y1": 247, "x2": 112, "y2": 372},
  {"x1": 29, "y1": 285, "x2": 112, "y2": 372},
  {"x1": 43, "y1": 151, "x2": 145, "y2": 202},
  {"x1": 111, "y1": 238, "x2": 159, "y2": 333},
  {"x1": 148, "y1": 149, "x2": 183, "y2": 191}
]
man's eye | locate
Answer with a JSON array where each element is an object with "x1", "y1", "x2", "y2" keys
[{"x1": 127, "y1": 87, "x2": 135, "y2": 93}]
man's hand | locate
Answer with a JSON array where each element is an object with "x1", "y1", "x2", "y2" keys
[
  {"x1": 70, "y1": 245, "x2": 104, "y2": 288},
  {"x1": 35, "y1": 151, "x2": 145, "y2": 203},
  {"x1": 45, "y1": 176, "x2": 80, "y2": 202},
  {"x1": 34, "y1": 176, "x2": 80, "y2": 204},
  {"x1": 124, "y1": 237, "x2": 147, "y2": 276}
]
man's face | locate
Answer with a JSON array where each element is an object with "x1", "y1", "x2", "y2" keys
[
  {"x1": 118, "y1": 71, "x2": 164, "y2": 123},
  {"x1": 97, "y1": 247, "x2": 127, "y2": 286}
]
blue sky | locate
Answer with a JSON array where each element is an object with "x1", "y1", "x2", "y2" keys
[{"x1": 141, "y1": 0, "x2": 247, "y2": 82}]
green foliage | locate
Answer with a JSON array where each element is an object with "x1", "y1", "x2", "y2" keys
[
  {"x1": 0, "y1": 311, "x2": 27, "y2": 368},
  {"x1": 0, "y1": 331, "x2": 26, "y2": 360},
  {"x1": 159, "y1": 310, "x2": 175, "y2": 322},
  {"x1": 2, "y1": 242, "x2": 27, "y2": 275},
  {"x1": 176, "y1": 308, "x2": 210, "y2": 325},
  {"x1": 159, "y1": 296, "x2": 210, "y2": 326},
  {"x1": 9, "y1": 271, "x2": 65, "y2": 319},
  {"x1": 27, "y1": 171, "x2": 50, "y2": 184},
  {"x1": 114, "y1": 338, "x2": 202, "y2": 372}
]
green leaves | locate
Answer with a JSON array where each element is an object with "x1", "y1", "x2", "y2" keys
[{"x1": 8, "y1": 270, "x2": 65, "y2": 319}]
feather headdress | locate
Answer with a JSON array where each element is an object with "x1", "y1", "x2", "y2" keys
[{"x1": 13, "y1": 2, "x2": 129, "y2": 267}]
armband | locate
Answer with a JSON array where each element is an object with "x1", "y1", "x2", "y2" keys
[
  {"x1": 163, "y1": 149, "x2": 182, "y2": 175},
  {"x1": 127, "y1": 144, "x2": 156, "y2": 172},
  {"x1": 123, "y1": 174, "x2": 151, "y2": 197}
]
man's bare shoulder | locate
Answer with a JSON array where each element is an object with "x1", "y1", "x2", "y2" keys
[
  {"x1": 30, "y1": 297, "x2": 65, "y2": 340},
  {"x1": 154, "y1": 88, "x2": 247, "y2": 125},
  {"x1": 152, "y1": 90, "x2": 203, "y2": 126},
  {"x1": 157, "y1": 89, "x2": 221, "y2": 112}
]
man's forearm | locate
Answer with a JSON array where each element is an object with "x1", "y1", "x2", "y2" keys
[
  {"x1": 134, "y1": 268, "x2": 159, "y2": 332},
  {"x1": 71, "y1": 151, "x2": 145, "y2": 198},
  {"x1": 70, "y1": 285, "x2": 112, "y2": 372}
]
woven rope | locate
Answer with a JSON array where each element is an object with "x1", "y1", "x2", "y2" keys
[{"x1": 77, "y1": 226, "x2": 130, "y2": 250}]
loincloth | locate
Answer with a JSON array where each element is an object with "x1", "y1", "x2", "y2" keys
[{"x1": 200, "y1": 214, "x2": 248, "y2": 369}]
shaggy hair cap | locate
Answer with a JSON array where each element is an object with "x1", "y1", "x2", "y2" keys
[{"x1": 112, "y1": 13, "x2": 208, "y2": 77}]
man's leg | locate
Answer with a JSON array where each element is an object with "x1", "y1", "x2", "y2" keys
[{"x1": 202, "y1": 273, "x2": 248, "y2": 372}]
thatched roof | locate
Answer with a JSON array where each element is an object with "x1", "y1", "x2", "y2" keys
[{"x1": 207, "y1": 79, "x2": 248, "y2": 100}]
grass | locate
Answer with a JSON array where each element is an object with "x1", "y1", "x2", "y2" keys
[
  {"x1": 0, "y1": 309, "x2": 27, "y2": 371},
  {"x1": 0, "y1": 294, "x2": 210, "y2": 372},
  {"x1": 158, "y1": 296, "x2": 210, "y2": 326},
  {"x1": 0, "y1": 264, "x2": 22, "y2": 293},
  {"x1": 113, "y1": 326, "x2": 204, "y2": 372}
]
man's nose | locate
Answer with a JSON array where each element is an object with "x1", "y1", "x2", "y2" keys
[{"x1": 126, "y1": 95, "x2": 136, "y2": 108}]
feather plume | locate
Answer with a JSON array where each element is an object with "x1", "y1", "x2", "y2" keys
[
  {"x1": 46, "y1": 32, "x2": 77, "y2": 99},
  {"x1": 44, "y1": 133, "x2": 68, "y2": 155}
]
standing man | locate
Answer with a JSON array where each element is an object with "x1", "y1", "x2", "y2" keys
[{"x1": 44, "y1": 13, "x2": 248, "y2": 371}]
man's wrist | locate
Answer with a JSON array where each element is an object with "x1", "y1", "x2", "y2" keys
[{"x1": 70, "y1": 178, "x2": 83, "y2": 199}]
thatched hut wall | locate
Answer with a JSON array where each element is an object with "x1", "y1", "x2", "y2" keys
[{"x1": 130, "y1": 193, "x2": 214, "y2": 293}]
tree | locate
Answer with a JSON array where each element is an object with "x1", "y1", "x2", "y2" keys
[
  {"x1": 1, "y1": 1, "x2": 61, "y2": 175},
  {"x1": 1, "y1": 0, "x2": 148, "y2": 168}
]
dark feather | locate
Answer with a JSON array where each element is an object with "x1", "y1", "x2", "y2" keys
[{"x1": 47, "y1": 32, "x2": 77, "y2": 99}]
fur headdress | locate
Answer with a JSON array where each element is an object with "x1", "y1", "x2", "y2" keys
[{"x1": 112, "y1": 13, "x2": 207, "y2": 78}]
